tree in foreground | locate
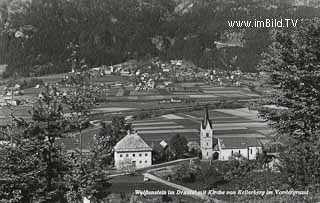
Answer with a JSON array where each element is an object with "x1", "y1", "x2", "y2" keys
[
  {"x1": 0, "y1": 85, "x2": 112, "y2": 203},
  {"x1": 259, "y1": 18, "x2": 320, "y2": 190},
  {"x1": 0, "y1": 85, "x2": 73, "y2": 203}
]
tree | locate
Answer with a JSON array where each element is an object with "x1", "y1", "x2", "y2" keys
[
  {"x1": 62, "y1": 71, "x2": 97, "y2": 162},
  {"x1": 168, "y1": 134, "x2": 188, "y2": 159},
  {"x1": 0, "y1": 84, "x2": 112, "y2": 203},
  {"x1": 60, "y1": 72, "x2": 112, "y2": 202},
  {"x1": 196, "y1": 163, "x2": 223, "y2": 189},
  {"x1": 0, "y1": 126, "x2": 42, "y2": 203},
  {"x1": 64, "y1": 148, "x2": 111, "y2": 203},
  {"x1": 30, "y1": 85, "x2": 74, "y2": 202},
  {"x1": 3, "y1": 0, "x2": 320, "y2": 77},
  {"x1": 259, "y1": 18, "x2": 320, "y2": 190},
  {"x1": 173, "y1": 163, "x2": 196, "y2": 183},
  {"x1": 95, "y1": 117, "x2": 131, "y2": 166},
  {"x1": 0, "y1": 85, "x2": 74, "y2": 203}
]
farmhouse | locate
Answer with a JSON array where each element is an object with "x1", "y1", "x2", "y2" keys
[
  {"x1": 200, "y1": 106, "x2": 262, "y2": 161},
  {"x1": 114, "y1": 131, "x2": 152, "y2": 170}
]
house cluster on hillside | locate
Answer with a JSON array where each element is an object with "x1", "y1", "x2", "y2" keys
[{"x1": 87, "y1": 59, "x2": 262, "y2": 93}]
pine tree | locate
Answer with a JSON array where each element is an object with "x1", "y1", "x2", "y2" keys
[
  {"x1": 0, "y1": 127, "x2": 41, "y2": 203},
  {"x1": 30, "y1": 85, "x2": 73, "y2": 202},
  {"x1": 259, "y1": 18, "x2": 320, "y2": 190},
  {"x1": 0, "y1": 85, "x2": 74, "y2": 203}
]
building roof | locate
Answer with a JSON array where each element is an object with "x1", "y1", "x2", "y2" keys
[
  {"x1": 219, "y1": 137, "x2": 262, "y2": 149},
  {"x1": 201, "y1": 105, "x2": 213, "y2": 129},
  {"x1": 114, "y1": 132, "x2": 152, "y2": 152}
]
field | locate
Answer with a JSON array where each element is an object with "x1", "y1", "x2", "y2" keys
[
  {"x1": 100, "y1": 85, "x2": 260, "y2": 101},
  {"x1": 58, "y1": 108, "x2": 272, "y2": 152},
  {"x1": 0, "y1": 100, "x2": 271, "y2": 150},
  {"x1": 132, "y1": 108, "x2": 271, "y2": 148},
  {"x1": 0, "y1": 85, "x2": 258, "y2": 126}
]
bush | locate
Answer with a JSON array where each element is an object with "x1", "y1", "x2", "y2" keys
[{"x1": 173, "y1": 163, "x2": 197, "y2": 183}]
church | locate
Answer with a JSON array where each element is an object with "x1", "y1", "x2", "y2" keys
[{"x1": 200, "y1": 106, "x2": 262, "y2": 161}]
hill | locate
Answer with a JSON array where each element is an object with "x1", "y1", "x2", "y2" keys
[{"x1": 0, "y1": 0, "x2": 320, "y2": 77}]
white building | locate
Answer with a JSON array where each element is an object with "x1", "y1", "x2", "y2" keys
[
  {"x1": 0, "y1": 64, "x2": 7, "y2": 77},
  {"x1": 114, "y1": 131, "x2": 152, "y2": 170},
  {"x1": 200, "y1": 106, "x2": 262, "y2": 161}
]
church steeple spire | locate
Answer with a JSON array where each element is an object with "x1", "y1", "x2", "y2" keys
[{"x1": 202, "y1": 104, "x2": 213, "y2": 129}]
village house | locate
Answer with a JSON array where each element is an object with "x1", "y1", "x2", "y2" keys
[
  {"x1": 114, "y1": 131, "x2": 152, "y2": 170},
  {"x1": 200, "y1": 106, "x2": 262, "y2": 161}
]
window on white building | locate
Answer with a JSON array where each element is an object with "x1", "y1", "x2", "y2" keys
[
  {"x1": 207, "y1": 142, "x2": 208, "y2": 146},
  {"x1": 250, "y1": 149, "x2": 252, "y2": 154},
  {"x1": 206, "y1": 133, "x2": 209, "y2": 137},
  {"x1": 231, "y1": 150, "x2": 233, "y2": 155},
  {"x1": 133, "y1": 153, "x2": 135, "y2": 157},
  {"x1": 238, "y1": 150, "x2": 240, "y2": 154},
  {"x1": 145, "y1": 153, "x2": 148, "y2": 156},
  {"x1": 126, "y1": 154, "x2": 129, "y2": 157},
  {"x1": 145, "y1": 160, "x2": 147, "y2": 163},
  {"x1": 120, "y1": 154, "x2": 123, "y2": 157},
  {"x1": 139, "y1": 161, "x2": 142, "y2": 164},
  {"x1": 139, "y1": 153, "x2": 142, "y2": 157}
]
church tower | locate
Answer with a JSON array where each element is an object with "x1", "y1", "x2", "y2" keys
[{"x1": 200, "y1": 105, "x2": 214, "y2": 160}]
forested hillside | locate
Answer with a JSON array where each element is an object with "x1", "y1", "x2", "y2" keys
[{"x1": 0, "y1": 0, "x2": 319, "y2": 77}]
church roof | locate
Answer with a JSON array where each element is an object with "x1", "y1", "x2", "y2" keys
[
  {"x1": 114, "y1": 132, "x2": 152, "y2": 152},
  {"x1": 219, "y1": 137, "x2": 262, "y2": 149},
  {"x1": 201, "y1": 105, "x2": 213, "y2": 129}
]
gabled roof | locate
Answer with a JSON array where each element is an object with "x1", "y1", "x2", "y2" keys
[
  {"x1": 114, "y1": 132, "x2": 152, "y2": 152},
  {"x1": 219, "y1": 137, "x2": 262, "y2": 149},
  {"x1": 201, "y1": 105, "x2": 213, "y2": 129}
]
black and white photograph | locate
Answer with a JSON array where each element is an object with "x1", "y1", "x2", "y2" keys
[{"x1": 0, "y1": 0, "x2": 320, "y2": 202}]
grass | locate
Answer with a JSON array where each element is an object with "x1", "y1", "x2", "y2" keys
[
  {"x1": 187, "y1": 109, "x2": 236, "y2": 118},
  {"x1": 88, "y1": 75, "x2": 132, "y2": 83}
]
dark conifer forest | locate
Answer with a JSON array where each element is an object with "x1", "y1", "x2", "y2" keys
[{"x1": 0, "y1": 0, "x2": 319, "y2": 77}]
